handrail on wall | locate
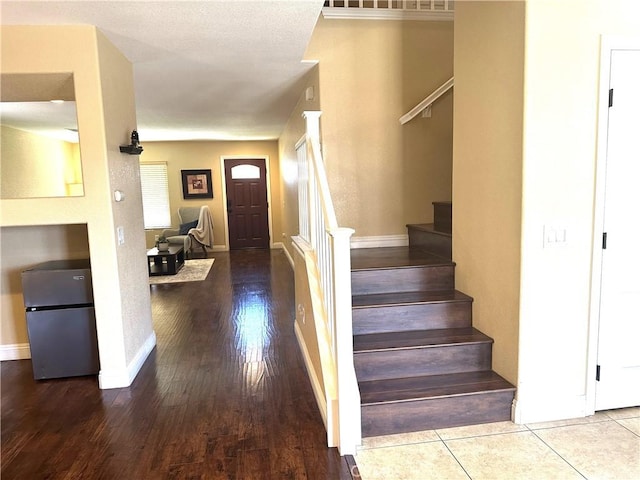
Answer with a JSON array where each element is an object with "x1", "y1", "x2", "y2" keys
[{"x1": 399, "y1": 76, "x2": 454, "y2": 125}]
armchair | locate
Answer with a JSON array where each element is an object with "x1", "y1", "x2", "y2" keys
[{"x1": 162, "y1": 206, "x2": 213, "y2": 258}]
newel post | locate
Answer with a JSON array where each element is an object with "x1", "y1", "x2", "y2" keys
[{"x1": 330, "y1": 226, "x2": 361, "y2": 455}]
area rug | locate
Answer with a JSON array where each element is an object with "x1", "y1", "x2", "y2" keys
[{"x1": 149, "y1": 258, "x2": 215, "y2": 285}]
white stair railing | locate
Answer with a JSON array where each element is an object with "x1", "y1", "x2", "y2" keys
[
  {"x1": 324, "y1": 0, "x2": 454, "y2": 11},
  {"x1": 323, "y1": 0, "x2": 454, "y2": 20},
  {"x1": 296, "y1": 111, "x2": 361, "y2": 455}
]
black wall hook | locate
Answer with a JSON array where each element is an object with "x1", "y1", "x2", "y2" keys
[{"x1": 119, "y1": 130, "x2": 144, "y2": 155}]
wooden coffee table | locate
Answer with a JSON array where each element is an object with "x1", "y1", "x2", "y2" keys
[{"x1": 147, "y1": 245, "x2": 185, "y2": 276}]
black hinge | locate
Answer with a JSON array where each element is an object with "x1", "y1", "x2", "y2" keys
[
  {"x1": 602, "y1": 232, "x2": 607, "y2": 249},
  {"x1": 609, "y1": 88, "x2": 614, "y2": 107},
  {"x1": 596, "y1": 365, "x2": 601, "y2": 381}
]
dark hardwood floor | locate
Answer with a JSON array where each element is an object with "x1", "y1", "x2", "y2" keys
[{"x1": 1, "y1": 249, "x2": 355, "y2": 479}]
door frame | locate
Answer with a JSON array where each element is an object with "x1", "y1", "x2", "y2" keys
[
  {"x1": 220, "y1": 155, "x2": 274, "y2": 250},
  {"x1": 586, "y1": 35, "x2": 640, "y2": 414}
]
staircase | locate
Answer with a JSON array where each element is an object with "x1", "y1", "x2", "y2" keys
[
  {"x1": 406, "y1": 201, "x2": 452, "y2": 260},
  {"x1": 351, "y1": 202, "x2": 515, "y2": 437}
]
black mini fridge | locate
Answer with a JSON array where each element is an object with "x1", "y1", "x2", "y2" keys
[{"x1": 21, "y1": 259, "x2": 99, "y2": 380}]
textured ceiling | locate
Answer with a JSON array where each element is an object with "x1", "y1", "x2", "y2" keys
[{"x1": 0, "y1": 0, "x2": 324, "y2": 141}]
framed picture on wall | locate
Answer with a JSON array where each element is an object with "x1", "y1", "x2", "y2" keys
[{"x1": 181, "y1": 169, "x2": 213, "y2": 199}]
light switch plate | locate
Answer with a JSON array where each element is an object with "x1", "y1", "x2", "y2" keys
[{"x1": 543, "y1": 224, "x2": 567, "y2": 248}]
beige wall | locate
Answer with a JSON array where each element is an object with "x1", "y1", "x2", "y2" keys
[
  {"x1": 0, "y1": 26, "x2": 153, "y2": 388},
  {"x1": 140, "y1": 140, "x2": 281, "y2": 250},
  {"x1": 0, "y1": 225, "x2": 90, "y2": 346},
  {"x1": 0, "y1": 125, "x2": 82, "y2": 198},
  {"x1": 278, "y1": 64, "x2": 321, "y2": 256},
  {"x1": 453, "y1": 1, "x2": 525, "y2": 386},
  {"x1": 305, "y1": 16, "x2": 454, "y2": 237},
  {"x1": 277, "y1": 64, "x2": 326, "y2": 418},
  {"x1": 293, "y1": 246, "x2": 325, "y2": 395},
  {"x1": 281, "y1": 17, "x2": 455, "y2": 430},
  {"x1": 96, "y1": 29, "x2": 154, "y2": 371},
  {"x1": 400, "y1": 21, "x2": 454, "y2": 225}
]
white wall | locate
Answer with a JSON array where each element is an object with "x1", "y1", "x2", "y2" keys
[{"x1": 515, "y1": 0, "x2": 640, "y2": 423}]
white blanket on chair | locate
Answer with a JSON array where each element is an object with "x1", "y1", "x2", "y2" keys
[{"x1": 189, "y1": 205, "x2": 214, "y2": 248}]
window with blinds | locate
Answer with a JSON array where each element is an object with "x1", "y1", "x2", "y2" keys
[{"x1": 139, "y1": 162, "x2": 171, "y2": 229}]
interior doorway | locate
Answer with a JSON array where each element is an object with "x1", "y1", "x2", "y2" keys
[
  {"x1": 589, "y1": 38, "x2": 640, "y2": 411},
  {"x1": 222, "y1": 157, "x2": 271, "y2": 250}
]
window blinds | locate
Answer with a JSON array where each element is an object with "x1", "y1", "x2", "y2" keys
[{"x1": 139, "y1": 163, "x2": 171, "y2": 229}]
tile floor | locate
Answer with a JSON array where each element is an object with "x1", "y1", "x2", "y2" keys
[{"x1": 355, "y1": 407, "x2": 640, "y2": 480}]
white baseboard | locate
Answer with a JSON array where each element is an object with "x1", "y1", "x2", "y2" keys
[
  {"x1": 281, "y1": 244, "x2": 294, "y2": 268},
  {"x1": 350, "y1": 234, "x2": 408, "y2": 249},
  {"x1": 99, "y1": 330, "x2": 156, "y2": 389},
  {"x1": 0, "y1": 343, "x2": 31, "y2": 361},
  {"x1": 294, "y1": 321, "x2": 328, "y2": 429},
  {"x1": 513, "y1": 393, "x2": 588, "y2": 424}
]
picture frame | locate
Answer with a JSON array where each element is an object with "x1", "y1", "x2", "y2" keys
[{"x1": 181, "y1": 169, "x2": 213, "y2": 199}]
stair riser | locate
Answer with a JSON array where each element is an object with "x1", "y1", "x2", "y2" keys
[
  {"x1": 351, "y1": 265, "x2": 454, "y2": 296},
  {"x1": 433, "y1": 202, "x2": 452, "y2": 234},
  {"x1": 353, "y1": 302, "x2": 472, "y2": 335},
  {"x1": 361, "y1": 390, "x2": 514, "y2": 437},
  {"x1": 407, "y1": 229, "x2": 452, "y2": 260},
  {"x1": 354, "y1": 343, "x2": 492, "y2": 382}
]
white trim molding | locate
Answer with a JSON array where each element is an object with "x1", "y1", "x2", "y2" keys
[
  {"x1": 322, "y1": 7, "x2": 453, "y2": 21},
  {"x1": 99, "y1": 330, "x2": 156, "y2": 389},
  {"x1": 0, "y1": 343, "x2": 31, "y2": 361},
  {"x1": 513, "y1": 393, "x2": 588, "y2": 425},
  {"x1": 281, "y1": 243, "x2": 295, "y2": 268},
  {"x1": 350, "y1": 234, "x2": 408, "y2": 249}
]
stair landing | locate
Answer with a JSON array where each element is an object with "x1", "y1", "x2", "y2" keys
[
  {"x1": 406, "y1": 224, "x2": 452, "y2": 260},
  {"x1": 351, "y1": 246, "x2": 450, "y2": 270}
]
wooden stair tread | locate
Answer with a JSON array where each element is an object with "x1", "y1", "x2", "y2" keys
[
  {"x1": 354, "y1": 327, "x2": 492, "y2": 352},
  {"x1": 351, "y1": 246, "x2": 453, "y2": 271},
  {"x1": 359, "y1": 371, "x2": 514, "y2": 405},
  {"x1": 352, "y1": 289, "x2": 472, "y2": 309},
  {"x1": 353, "y1": 212, "x2": 516, "y2": 435},
  {"x1": 406, "y1": 223, "x2": 452, "y2": 238}
]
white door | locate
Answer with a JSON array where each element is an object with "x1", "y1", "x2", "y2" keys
[{"x1": 595, "y1": 48, "x2": 640, "y2": 410}]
